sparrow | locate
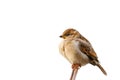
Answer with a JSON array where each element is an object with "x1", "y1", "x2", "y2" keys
[{"x1": 59, "y1": 28, "x2": 107, "y2": 80}]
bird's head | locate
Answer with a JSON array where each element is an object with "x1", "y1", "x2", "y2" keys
[{"x1": 60, "y1": 28, "x2": 81, "y2": 39}]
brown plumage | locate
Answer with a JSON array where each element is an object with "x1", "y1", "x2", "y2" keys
[{"x1": 59, "y1": 28, "x2": 107, "y2": 78}]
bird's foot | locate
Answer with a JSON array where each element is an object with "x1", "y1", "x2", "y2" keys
[{"x1": 72, "y1": 64, "x2": 80, "y2": 70}]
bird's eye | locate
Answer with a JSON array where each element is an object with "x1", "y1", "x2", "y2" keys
[{"x1": 65, "y1": 33, "x2": 71, "y2": 36}]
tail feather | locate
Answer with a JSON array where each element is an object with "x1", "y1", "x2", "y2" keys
[{"x1": 96, "y1": 63, "x2": 107, "y2": 75}]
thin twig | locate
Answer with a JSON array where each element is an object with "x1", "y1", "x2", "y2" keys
[
  {"x1": 70, "y1": 69, "x2": 74, "y2": 80},
  {"x1": 70, "y1": 68, "x2": 79, "y2": 80}
]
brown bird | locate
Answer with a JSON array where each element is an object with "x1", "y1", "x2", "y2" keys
[{"x1": 59, "y1": 28, "x2": 107, "y2": 80}]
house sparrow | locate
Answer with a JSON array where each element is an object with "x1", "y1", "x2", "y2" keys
[{"x1": 59, "y1": 28, "x2": 107, "y2": 80}]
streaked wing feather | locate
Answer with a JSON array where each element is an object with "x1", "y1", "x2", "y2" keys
[{"x1": 77, "y1": 39, "x2": 98, "y2": 61}]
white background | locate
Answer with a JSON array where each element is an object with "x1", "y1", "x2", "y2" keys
[{"x1": 0, "y1": 0, "x2": 120, "y2": 80}]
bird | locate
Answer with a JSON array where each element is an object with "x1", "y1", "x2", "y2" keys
[{"x1": 59, "y1": 28, "x2": 107, "y2": 80}]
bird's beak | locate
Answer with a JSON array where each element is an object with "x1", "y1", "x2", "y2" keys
[{"x1": 59, "y1": 35, "x2": 63, "y2": 38}]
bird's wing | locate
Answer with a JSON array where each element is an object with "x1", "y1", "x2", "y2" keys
[{"x1": 76, "y1": 39, "x2": 99, "y2": 62}]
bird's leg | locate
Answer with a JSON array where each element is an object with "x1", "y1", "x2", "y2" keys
[
  {"x1": 70, "y1": 64, "x2": 80, "y2": 80},
  {"x1": 72, "y1": 64, "x2": 80, "y2": 70}
]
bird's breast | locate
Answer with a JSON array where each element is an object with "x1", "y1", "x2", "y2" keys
[{"x1": 59, "y1": 40, "x2": 89, "y2": 66}]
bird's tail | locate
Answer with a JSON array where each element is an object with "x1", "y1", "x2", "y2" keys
[{"x1": 96, "y1": 63, "x2": 107, "y2": 75}]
